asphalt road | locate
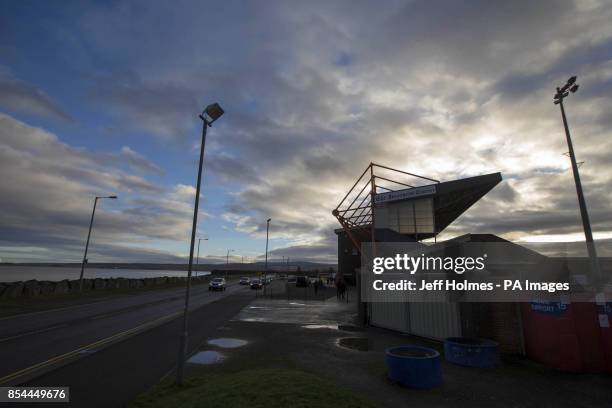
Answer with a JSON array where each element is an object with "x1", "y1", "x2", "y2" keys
[{"x1": 0, "y1": 281, "x2": 256, "y2": 407}]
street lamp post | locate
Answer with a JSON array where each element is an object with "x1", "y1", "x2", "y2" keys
[
  {"x1": 78, "y1": 195, "x2": 117, "y2": 292},
  {"x1": 226, "y1": 249, "x2": 234, "y2": 265},
  {"x1": 226, "y1": 249, "x2": 234, "y2": 280},
  {"x1": 264, "y1": 218, "x2": 271, "y2": 269},
  {"x1": 176, "y1": 103, "x2": 224, "y2": 386},
  {"x1": 553, "y1": 76, "x2": 601, "y2": 282},
  {"x1": 264, "y1": 218, "x2": 271, "y2": 294}
]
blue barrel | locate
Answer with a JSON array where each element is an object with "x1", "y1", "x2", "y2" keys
[
  {"x1": 385, "y1": 346, "x2": 442, "y2": 389},
  {"x1": 443, "y1": 337, "x2": 499, "y2": 368}
]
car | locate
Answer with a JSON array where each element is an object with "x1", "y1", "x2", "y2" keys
[
  {"x1": 208, "y1": 277, "x2": 226, "y2": 291},
  {"x1": 295, "y1": 276, "x2": 310, "y2": 287},
  {"x1": 250, "y1": 279, "x2": 263, "y2": 290},
  {"x1": 287, "y1": 275, "x2": 297, "y2": 285},
  {"x1": 239, "y1": 277, "x2": 251, "y2": 285}
]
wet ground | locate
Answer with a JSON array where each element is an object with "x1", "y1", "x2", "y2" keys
[{"x1": 182, "y1": 279, "x2": 612, "y2": 408}]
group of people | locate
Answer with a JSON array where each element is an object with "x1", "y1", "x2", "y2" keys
[{"x1": 310, "y1": 275, "x2": 347, "y2": 301}]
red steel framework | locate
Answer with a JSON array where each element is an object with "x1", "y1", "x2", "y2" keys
[{"x1": 332, "y1": 162, "x2": 439, "y2": 254}]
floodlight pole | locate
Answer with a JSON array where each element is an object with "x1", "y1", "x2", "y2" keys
[
  {"x1": 555, "y1": 82, "x2": 601, "y2": 282},
  {"x1": 176, "y1": 113, "x2": 210, "y2": 385}
]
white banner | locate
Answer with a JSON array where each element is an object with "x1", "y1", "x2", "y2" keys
[{"x1": 375, "y1": 184, "x2": 436, "y2": 204}]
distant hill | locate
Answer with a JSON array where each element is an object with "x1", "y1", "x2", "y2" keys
[{"x1": 0, "y1": 261, "x2": 337, "y2": 272}]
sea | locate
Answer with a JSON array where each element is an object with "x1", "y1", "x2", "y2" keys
[{"x1": 0, "y1": 266, "x2": 210, "y2": 283}]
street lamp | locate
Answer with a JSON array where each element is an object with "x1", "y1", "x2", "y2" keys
[
  {"x1": 196, "y1": 237, "x2": 208, "y2": 276},
  {"x1": 226, "y1": 249, "x2": 234, "y2": 280},
  {"x1": 176, "y1": 103, "x2": 224, "y2": 386},
  {"x1": 78, "y1": 195, "x2": 117, "y2": 292},
  {"x1": 264, "y1": 218, "x2": 271, "y2": 294},
  {"x1": 226, "y1": 249, "x2": 234, "y2": 264},
  {"x1": 553, "y1": 76, "x2": 601, "y2": 282},
  {"x1": 265, "y1": 218, "x2": 271, "y2": 270}
]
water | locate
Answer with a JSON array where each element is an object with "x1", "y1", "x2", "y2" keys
[
  {"x1": 302, "y1": 324, "x2": 339, "y2": 330},
  {"x1": 187, "y1": 351, "x2": 225, "y2": 365},
  {"x1": 0, "y1": 266, "x2": 210, "y2": 283},
  {"x1": 207, "y1": 338, "x2": 248, "y2": 348}
]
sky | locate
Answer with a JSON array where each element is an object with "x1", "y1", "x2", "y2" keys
[{"x1": 0, "y1": 0, "x2": 611, "y2": 264}]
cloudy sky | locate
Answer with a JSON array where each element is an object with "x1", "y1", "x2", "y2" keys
[{"x1": 1, "y1": 0, "x2": 611, "y2": 264}]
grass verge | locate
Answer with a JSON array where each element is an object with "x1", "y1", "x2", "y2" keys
[
  {"x1": 0, "y1": 280, "x2": 210, "y2": 318},
  {"x1": 129, "y1": 368, "x2": 377, "y2": 408}
]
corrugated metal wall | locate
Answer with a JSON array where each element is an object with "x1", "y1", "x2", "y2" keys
[
  {"x1": 408, "y1": 302, "x2": 461, "y2": 339},
  {"x1": 370, "y1": 302, "x2": 410, "y2": 332},
  {"x1": 369, "y1": 301, "x2": 461, "y2": 340}
]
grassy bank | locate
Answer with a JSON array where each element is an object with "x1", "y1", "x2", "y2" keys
[
  {"x1": 130, "y1": 368, "x2": 376, "y2": 408},
  {"x1": 0, "y1": 279, "x2": 210, "y2": 318}
]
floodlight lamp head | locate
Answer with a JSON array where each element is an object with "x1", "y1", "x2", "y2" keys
[
  {"x1": 201, "y1": 103, "x2": 224, "y2": 125},
  {"x1": 567, "y1": 76, "x2": 577, "y2": 85},
  {"x1": 570, "y1": 84, "x2": 579, "y2": 93}
]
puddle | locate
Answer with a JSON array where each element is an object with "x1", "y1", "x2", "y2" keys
[
  {"x1": 188, "y1": 350, "x2": 225, "y2": 365},
  {"x1": 234, "y1": 298, "x2": 355, "y2": 326},
  {"x1": 302, "y1": 324, "x2": 339, "y2": 330},
  {"x1": 336, "y1": 337, "x2": 371, "y2": 351},
  {"x1": 208, "y1": 338, "x2": 248, "y2": 348}
]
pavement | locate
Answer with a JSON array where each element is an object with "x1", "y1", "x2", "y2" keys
[{"x1": 179, "y1": 281, "x2": 612, "y2": 408}]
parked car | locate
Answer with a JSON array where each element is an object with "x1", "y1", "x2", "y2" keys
[
  {"x1": 239, "y1": 277, "x2": 251, "y2": 285},
  {"x1": 208, "y1": 277, "x2": 226, "y2": 291},
  {"x1": 295, "y1": 276, "x2": 310, "y2": 287},
  {"x1": 250, "y1": 279, "x2": 263, "y2": 290},
  {"x1": 287, "y1": 275, "x2": 297, "y2": 285}
]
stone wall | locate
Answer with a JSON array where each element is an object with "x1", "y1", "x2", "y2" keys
[{"x1": 0, "y1": 275, "x2": 208, "y2": 299}]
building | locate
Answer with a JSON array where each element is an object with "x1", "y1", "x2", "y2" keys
[{"x1": 333, "y1": 165, "x2": 612, "y2": 373}]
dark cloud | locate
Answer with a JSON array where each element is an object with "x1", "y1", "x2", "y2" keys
[
  {"x1": 3, "y1": 1, "x2": 612, "y2": 262},
  {"x1": 90, "y1": 73, "x2": 200, "y2": 139},
  {"x1": 0, "y1": 114, "x2": 197, "y2": 262},
  {"x1": 120, "y1": 146, "x2": 164, "y2": 174},
  {"x1": 0, "y1": 73, "x2": 73, "y2": 122}
]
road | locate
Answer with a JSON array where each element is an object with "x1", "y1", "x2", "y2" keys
[{"x1": 0, "y1": 281, "x2": 255, "y2": 407}]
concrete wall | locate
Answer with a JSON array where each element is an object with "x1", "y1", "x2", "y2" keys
[{"x1": 0, "y1": 275, "x2": 208, "y2": 299}]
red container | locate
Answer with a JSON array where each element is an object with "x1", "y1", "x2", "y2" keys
[
  {"x1": 598, "y1": 302, "x2": 612, "y2": 373},
  {"x1": 521, "y1": 301, "x2": 606, "y2": 372}
]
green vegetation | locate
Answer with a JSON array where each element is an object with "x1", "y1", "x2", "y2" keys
[
  {"x1": 0, "y1": 280, "x2": 208, "y2": 318},
  {"x1": 130, "y1": 368, "x2": 377, "y2": 408}
]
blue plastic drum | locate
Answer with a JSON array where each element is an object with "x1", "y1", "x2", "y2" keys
[
  {"x1": 385, "y1": 346, "x2": 442, "y2": 389},
  {"x1": 444, "y1": 337, "x2": 499, "y2": 368}
]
